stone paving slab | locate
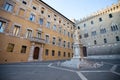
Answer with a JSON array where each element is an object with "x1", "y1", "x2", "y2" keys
[
  {"x1": 52, "y1": 62, "x2": 113, "y2": 71},
  {"x1": 0, "y1": 59, "x2": 120, "y2": 80},
  {"x1": 0, "y1": 64, "x2": 81, "y2": 80},
  {"x1": 87, "y1": 59, "x2": 120, "y2": 64},
  {"x1": 115, "y1": 66, "x2": 120, "y2": 73},
  {"x1": 82, "y1": 72, "x2": 120, "y2": 80}
]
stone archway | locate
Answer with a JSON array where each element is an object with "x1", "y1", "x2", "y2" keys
[{"x1": 33, "y1": 47, "x2": 40, "y2": 59}]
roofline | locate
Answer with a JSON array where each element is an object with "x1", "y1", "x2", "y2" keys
[{"x1": 39, "y1": 0, "x2": 75, "y2": 24}]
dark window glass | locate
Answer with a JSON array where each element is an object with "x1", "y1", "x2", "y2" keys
[
  {"x1": 39, "y1": 18, "x2": 43, "y2": 25},
  {"x1": 52, "y1": 50, "x2": 55, "y2": 56},
  {"x1": 109, "y1": 14, "x2": 112, "y2": 18},
  {"x1": 64, "y1": 52, "x2": 66, "y2": 57},
  {"x1": 22, "y1": 1, "x2": 27, "y2": 5},
  {"x1": 91, "y1": 31, "x2": 97, "y2": 36},
  {"x1": 41, "y1": 11, "x2": 44, "y2": 14},
  {"x1": 116, "y1": 36, "x2": 120, "y2": 41},
  {"x1": 4, "y1": 3, "x2": 13, "y2": 12},
  {"x1": 79, "y1": 35, "x2": 82, "y2": 39},
  {"x1": 84, "y1": 33, "x2": 89, "y2": 38},
  {"x1": 91, "y1": 21, "x2": 94, "y2": 24},
  {"x1": 21, "y1": 46, "x2": 27, "y2": 53},
  {"x1": 48, "y1": 15, "x2": 50, "y2": 17},
  {"x1": 68, "y1": 53, "x2": 70, "y2": 57},
  {"x1": 99, "y1": 18, "x2": 102, "y2": 21},
  {"x1": 45, "y1": 49, "x2": 49, "y2": 56},
  {"x1": 94, "y1": 40, "x2": 97, "y2": 45},
  {"x1": 84, "y1": 24, "x2": 86, "y2": 27},
  {"x1": 33, "y1": 6, "x2": 36, "y2": 10},
  {"x1": 58, "y1": 51, "x2": 61, "y2": 56},
  {"x1": 104, "y1": 38, "x2": 107, "y2": 43},
  {"x1": 111, "y1": 25, "x2": 118, "y2": 31}
]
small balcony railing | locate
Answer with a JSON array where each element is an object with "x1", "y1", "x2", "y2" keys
[{"x1": 29, "y1": 37, "x2": 45, "y2": 44}]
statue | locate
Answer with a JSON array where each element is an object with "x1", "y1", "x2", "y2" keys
[
  {"x1": 60, "y1": 27, "x2": 103, "y2": 69},
  {"x1": 74, "y1": 29, "x2": 79, "y2": 42}
]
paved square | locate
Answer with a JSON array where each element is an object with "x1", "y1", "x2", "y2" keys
[{"x1": 0, "y1": 59, "x2": 120, "y2": 80}]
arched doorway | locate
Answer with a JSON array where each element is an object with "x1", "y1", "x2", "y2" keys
[{"x1": 33, "y1": 47, "x2": 40, "y2": 59}]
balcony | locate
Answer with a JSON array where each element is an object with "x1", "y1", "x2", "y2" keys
[{"x1": 29, "y1": 37, "x2": 45, "y2": 44}]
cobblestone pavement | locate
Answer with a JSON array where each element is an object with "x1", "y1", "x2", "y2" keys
[{"x1": 0, "y1": 59, "x2": 120, "y2": 80}]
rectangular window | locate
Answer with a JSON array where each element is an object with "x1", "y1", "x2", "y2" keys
[
  {"x1": 68, "y1": 53, "x2": 70, "y2": 57},
  {"x1": 84, "y1": 33, "x2": 89, "y2": 38},
  {"x1": 79, "y1": 35, "x2": 82, "y2": 39},
  {"x1": 71, "y1": 34, "x2": 73, "y2": 38},
  {"x1": 99, "y1": 18, "x2": 102, "y2": 22},
  {"x1": 91, "y1": 21, "x2": 94, "y2": 24},
  {"x1": 109, "y1": 14, "x2": 112, "y2": 18},
  {"x1": 63, "y1": 41, "x2": 66, "y2": 48},
  {"x1": 45, "y1": 35, "x2": 49, "y2": 43},
  {"x1": 84, "y1": 24, "x2": 86, "y2": 27},
  {"x1": 37, "y1": 32, "x2": 41, "y2": 38},
  {"x1": 94, "y1": 40, "x2": 97, "y2": 45},
  {"x1": 63, "y1": 30, "x2": 66, "y2": 35},
  {"x1": 29, "y1": 14, "x2": 35, "y2": 21},
  {"x1": 63, "y1": 52, "x2": 66, "y2": 57},
  {"x1": 111, "y1": 25, "x2": 118, "y2": 31},
  {"x1": 21, "y1": 46, "x2": 27, "y2": 53},
  {"x1": 4, "y1": 3, "x2": 13, "y2": 12},
  {"x1": 45, "y1": 49, "x2": 49, "y2": 56},
  {"x1": 68, "y1": 42, "x2": 70, "y2": 48},
  {"x1": 22, "y1": 1, "x2": 27, "y2": 5},
  {"x1": 52, "y1": 50, "x2": 55, "y2": 56},
  {"x1": 58, "y1": 27, "x2": 62, "y2": 33},
  {"x1": 41, "y1": 10, "x2": 44, "y2": 14},
  {"x1": 33, "y1": 6, "x2": 36, "y2": 10},
  {"x1": 116, "y1": 36, "x2": 120, "y2": 41},
  {"x1": 0, "y1": 21, "x2": 6, "y2": 32},
  {"x1": 26, "y1": 29, "x2": 32, "y2": 38},
  {"x1": 53, "y1": 25, "x2": 57, "y2": 31},
  {"x1": 52, "y1": 37, "x2": 56, "y2": 45},
  {"x1": 91, "y1": 31, "x2": 97, "y2": 36},
  {"x1": 68, "y1": 32, "x2": 70, "y2": 37},
  {"x1": 58, "y1": 51, "x2": 61, "y2": 56},
  {"x1": 104, "y1": 38, "x2": 107, "y2": 43},
  {"x1": 54, "y1": 18, "x2": 56, "y2": 21},
  {"x1": 39, "y1": 18, "x2": 43, "y2": 25},
  {"x1": 7, "y1": 43, "x2": 15, "y2": 52},
  {"x1": 100, "y1": 28, "x2": 106, "y2": 34},
  {"x1": 48, "y1": 15, "x2": 50, "y2": 18},
  {"x1": 58, "y1": 38, "x2": 62, "y2": 46},
  {"x1": 71, "y1": 43, "x2": 74, "y2": 49},
  {"x1": 13, "y1": 25, "x2": 20, "y2": 36},
  {"x1": 46, "y1": 21, "x2": 50, "y2": 28},
  {"x1": 18, "y1": 8, "x2": 25, "y2": 17}
]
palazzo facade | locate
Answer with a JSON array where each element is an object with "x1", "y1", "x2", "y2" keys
[
  {"x1": 0, "y1": 0, "x2": 74, "y2": 63},
  {"x1": 76, "y1": 1, "x2": 120, "y2": 56}
]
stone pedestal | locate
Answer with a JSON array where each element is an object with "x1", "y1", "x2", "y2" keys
[
  {"x1": 61, "y1": 29, "x2": 102, "y2": 69},
  {"x1": 61, "y1": 42, "x2": 84, "y2": 69}
]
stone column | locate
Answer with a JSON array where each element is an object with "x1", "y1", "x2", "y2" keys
[
  {"x1": 38, "y1": 44, "x2": 44, "y2": 61},
  {"x1": 28, "y1": 43, "x2": 35, "y2": 61}
]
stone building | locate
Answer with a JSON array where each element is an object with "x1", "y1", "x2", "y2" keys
[
  {"x1": 0, "y1": 0, "x2": 74, "y2": 63},
  {"x1": 76, "y1": 1, "x2": 120, "y2": 57}
]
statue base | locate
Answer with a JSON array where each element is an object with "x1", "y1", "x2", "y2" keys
[
  {"x1": 60, "y1": 39, "x2": 103, "y2": 69},
  {"x1": 61, "y1": 57, "x2": 103, "y2": 69}
]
